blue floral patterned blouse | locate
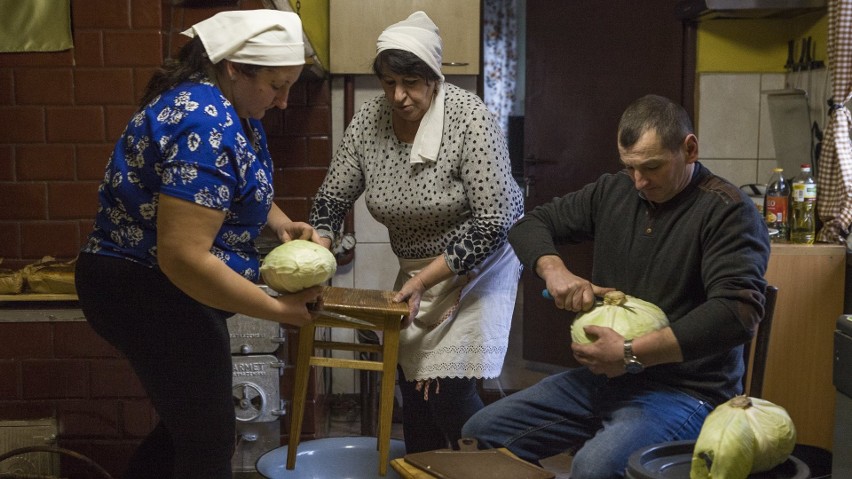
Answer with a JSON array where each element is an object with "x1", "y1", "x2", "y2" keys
[{"x1": 81, "y1": 74, "x2": 273, "y2": 281}]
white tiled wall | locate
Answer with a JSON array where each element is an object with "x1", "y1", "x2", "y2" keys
[{"x1": 697, "y1": 69, "x2": 829, "y2": 187}]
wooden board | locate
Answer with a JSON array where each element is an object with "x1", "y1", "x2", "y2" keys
[
  {"x1": 399, "y1": 448, "x2": 554, "y2": 479},
  {"x1": 0, "y1": 293, "x2": 78, "y2": 302},
  {"x1": 320, "y1": 286, "x2": 409, "y2": 317}
]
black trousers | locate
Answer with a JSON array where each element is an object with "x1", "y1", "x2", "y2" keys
[
  {"x1": 75, "y1": 253, "x2": 235, "y2": 479},
  {"x1": 397, "y1": 365, "x2": 484, "y2": 453}
]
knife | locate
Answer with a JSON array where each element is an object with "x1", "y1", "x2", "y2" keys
[
  {"x1": 541, "y1": 289, "x2": 605, "y2": 307},
  {"x1": 308, "y1": 304, "x2": 374, "y2": 327}
]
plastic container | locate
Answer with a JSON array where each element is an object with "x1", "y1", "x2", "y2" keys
[
  {"x1": 256, "y1": 436, "x2": 407, "y2": 479},
  {"x1": 625, "y1": 440, "x2": 811, "y2": 479},
  {"x1": 790, "y1": 164, "x2": 817, "y2": 244}
]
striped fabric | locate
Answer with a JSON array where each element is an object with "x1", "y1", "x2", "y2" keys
[{"x1": 817, "y1": 0, "x2": 852, "y2": 244}]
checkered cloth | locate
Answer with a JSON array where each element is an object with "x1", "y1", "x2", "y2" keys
[{"x1": 817, "y1": 0, "x2": 852, "y2": 244}]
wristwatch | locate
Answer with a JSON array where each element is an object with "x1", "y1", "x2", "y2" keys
[{"x1": 624, "y1": 339, "x2": 644, "y2": 374}]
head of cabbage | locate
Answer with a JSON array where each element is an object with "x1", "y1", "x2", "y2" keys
[
  {"x1": 570, "y1": 291, "x2": 668, "y2": 344},
  {"x1": 260, "y1": 240, "x2": 337, "y2": 293}
]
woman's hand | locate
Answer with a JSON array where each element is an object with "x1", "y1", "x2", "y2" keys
[
  {"x1": 278, "y1": 221, "x2": 321, "y2": 243},
  {"x1": 393, "y1": 275, "x2": 427, "y2": 329},
  {"x1": 274, "y1": 286, "x2": 323, "y2": 327}
]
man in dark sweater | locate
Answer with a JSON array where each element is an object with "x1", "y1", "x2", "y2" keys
[{"x1": 462, "y1": 94, "x2": 770, "y2": 479}]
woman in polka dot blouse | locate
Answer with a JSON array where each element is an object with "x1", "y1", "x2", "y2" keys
[{"x1": 309, "y1": 11, "x2": 524, "y2": 453}]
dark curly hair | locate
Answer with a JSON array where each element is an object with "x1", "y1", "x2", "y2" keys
[{"x1": 372, "y1": 49, "x2": 441, "y2": 83}]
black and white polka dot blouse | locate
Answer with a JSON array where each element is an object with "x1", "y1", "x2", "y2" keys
[{"x1": 309, "y1": 83, "x2": 524, "y2": 274}]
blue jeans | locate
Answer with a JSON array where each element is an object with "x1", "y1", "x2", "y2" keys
[{"x1": 461, "y1": 368, "x2": 711, "y2": 479}]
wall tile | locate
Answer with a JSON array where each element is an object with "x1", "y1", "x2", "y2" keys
[
  {"x1": 131, "y1": 0, "x2": 161, "y2": 29},
  {"x1": 759, "y1": 73, "x2": 786, "y2": 161},
  {"x1": 56, "y1": 399, "x2": 121, "y2": 437},
  {"x1": 47, "y1": 181, "x2": 101, "y2": 220},
  {"x1": 21, "y1": 359, "x2": 89, "y2": 399},
  {"x1": 75, "y1": 69, "x2": 135, "y2": 105},
  {"x1": 72, "y1": 30, "x2": 104, "y2": 67},
  {"x1": 54, "y1": 322, "x2": 122, "y2": 359},
  {"x1": 15, "y1": 68, "x2": 74, "y2": 105},
  {"x1": 16, "y1": 145, "x2": 76, "y2": 180},
  {"x1": 698, "y1": 73, "x2": 761, "y2": 159},
  {"x1": 104, "y1": 32, "x2": 163, "y2": 67},
  {"x1": 0, "y1": 222, "x2": 21, "y2": 259},
  {"x1": 0, "y1": 361, "x2": 19, "y2": 399},
  {"x1": 269, "y1": 136, "x2": 307, "y2": 166},
  {"x1": 0, "y1": 183, "x2": 48, "y2": 220},
  {"x1": 274, "y1": 167, "x2": 328, "y2": 198},
  {"x1": 90, "y1": 359, "x2": 145, "y2": 398},
  {"x1": 46, "y1": 107, "x2": 105, "y2": 143},
  {"x1": 700, "y1": 159, "x2": 760, "y2": 188},
  {"x1": 0, "y1": 146, "x2": 13, "y2": 180},
  {"x1": 121, "y1": 399, "x2": 156, "y2": 437},
  {"x1": 0, "y1": 70, "x2": 12, "y2": 105},
  {"x1": 354, "y1": 196, "x2": 389, "y2": 243},
  {"x1": 0, "y1": 107, "x2": 46, "y2": 143},
  {"x1": 352, "y1": 243, "x2": 398, "y2": 291},
  {"x1": 284, "y1": 105, "x2": 331, "y2": 136},
  {"x1": 0, "y1": 400, "x2": 54, "y2": 420},
  {"x1": 21, "y1": 221, "x2": 81, "y2": 259},
  {"x1": 76, "y1": 144, "x2": 112, "y2": 180},
  {"x1": 0, "y1": 324, "x2": 53, "y2": 359},
  {"x1": 105, "y1": 106, "x2": 138, "y2": 139},
  {"x1": 72, "y1": 0, "x2": 131, "y2": 28}
]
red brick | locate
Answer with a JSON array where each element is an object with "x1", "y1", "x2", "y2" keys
[
  {"x1": 72, "y1": 0, "x2": 131, "y2": 28},
  {"x1": 79, "y1": 219, "x2": 95, "y2": 247},
  {"x1": 76, "y1": 144, "x2": 112, "y2": 180},
  {"x1": 54, "y1": 322, "x2": 121, "y2": 359},
  {"x1": 0, "y1": 183, "x2": 48, "y2": 220},
  {"x1": 15, "y1": 68, "x2": 74, "y2": 105},
  {"x1": 57, "y1": 399, "x2": 121, "y2": 437},
  {"x1": 121, "y1": 399, "x2": 156, "y2": 437},
  {"x1": 90, "y1": 359, "x2": 146, "y2": 398},
  {"x1": 275, "y1": 198, "x2": 311, "y2": 223},
  {"x1": 0, "y1": 361, "x2": 19, "y2": 399},
  {"x1": 262, "y1": 108, "x2": 285, "y2": 136},
  {"x1": 20, "y1": 221, "x2": 81, "y2": 259},
  {"x1": 305, "y1": 79, "x2": 331, "y2": 106},
  {"x1": 16, "y1": 145, "x2": 76, "y2": 180},
  {"x1": 131, "y1": 0, "x2": 162, "y2": 29},
  {"x1": 0, "y1": 323, "x2": 53, "y2": 359},
  {"x1": 75, "y1": 69, "x2": 135, "y2": 105},
  {"x1": 104, "y1": 31, "x2": 163, "y2": 67},
  {"x1": 61, "y1": 440, "x2": 136, "y2": 479},
  {"x1": 0, "y1": 51, "x2": 74, "y2": 68},
  {"x1": 21, "y1": 359, "x2": 89, "y2": 399},
  {"x1": 269, "y1": 136, "x2": 306, "y2": 166},
  {"x1": 46, "y1": 107, "x2": 105, "y2": 142},
  {"x1": 105, "y1": 106, "x2": 138, "y2": 140},
  {"x1": 0, "y1": 222, "x2": 21, "y2": 259},
  {"x1": 0, "y1": 146, "x2": 13, "y2": 180},
  {"x1": 284, "y1": 105, "x2": 331, "y2": 136},
  {"x1": 306, "y1": 136, "x2": 331, "y2": 167},
  {"x1": 286, "y1": 81, "x2": 307, "y2": 107},
  {"x1": 0, "y1": 400, "x2": 53, "y2": 420},
  {"x1": 0, "y1": 107, "x2": 46, "y2": 143},
  {"x1": 72, "y1": 30, "x2": 103, "y2": 67},
  {"x1": 133, "y1": 67, "x2": 158, "y2": 104},
  {"x1": 274, "y1": 167, "x2": 327, "y2": 198},
  {"x1": 47, "y1": 181, "x2": 101, "y2": 220},
  {"x1": 0, "y1": 70, "x2": 13, "y2": 105}
]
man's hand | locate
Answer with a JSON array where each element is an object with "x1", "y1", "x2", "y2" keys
[
  {"x1": 571, "y1": 325, "x2": 626, "y2": 377},
  {"x1": 537, "y1": 255, "x2": 613, "y2": 312}
]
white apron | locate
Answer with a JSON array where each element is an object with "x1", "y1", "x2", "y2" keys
[{"x1": 396, "y1": 242, "x2": 521, "y2": 381}]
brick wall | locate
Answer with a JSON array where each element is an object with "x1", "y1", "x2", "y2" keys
[
  {"x1": 0, "y1": 0, "x2": 332, "y2": 270},
  {"x1": 0, "y1": 0, "x2": 332, "y2": 475}
]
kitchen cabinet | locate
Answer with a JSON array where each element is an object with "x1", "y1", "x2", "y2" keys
[
  {"x1": 762, "y1": 243, "x2": 845, "y2": 451},
  {"x1": 328, "y1": 0, "x2": 480, "y2": 75}
]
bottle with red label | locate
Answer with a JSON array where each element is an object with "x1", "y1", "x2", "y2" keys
[{"x1": 763, "y1": 167, "x2": 790, "y2": 242}]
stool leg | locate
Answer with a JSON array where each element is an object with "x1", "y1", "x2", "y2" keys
[
  {"x1": 377, "y1": 320, "x2": 401, "y2": 476},
  {"x1": 287, "y1": 322, "x2": 317, "y2": 470}
]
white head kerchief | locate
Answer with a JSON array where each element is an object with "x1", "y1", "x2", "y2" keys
[
  {"x1": 377, "y1": 11, "x2": 445, "y2": 164},
  {"x1": 182, "y1": 10, "x2": 304, "y2": 66}
]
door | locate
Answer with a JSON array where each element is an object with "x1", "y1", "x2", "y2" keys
[{"x1": 521, "y1": 1, "x2": 695, "y2": 366}]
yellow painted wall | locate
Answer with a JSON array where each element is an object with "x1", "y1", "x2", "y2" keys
[
  {"x1": 696, "y1": 11, "x2": 827, "y2": 72},
  {"x1": 289, "y1": 0, "x2": 330, "y2": 71}
]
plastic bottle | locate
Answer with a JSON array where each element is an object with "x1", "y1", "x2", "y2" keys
[
  {"x1": 790, "y1": 164, "x2": 817, "y2": 244},
  {"x1": 763, "y1": 167, "x2": 790, "y2": 242}
]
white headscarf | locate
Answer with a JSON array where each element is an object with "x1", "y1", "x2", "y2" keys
[
  {"x1": 181, "y1": 10, "x2": 304, "y2": 67},
  {"x1": 376, "y1": 11, "x2": 445, "y2": 164}
]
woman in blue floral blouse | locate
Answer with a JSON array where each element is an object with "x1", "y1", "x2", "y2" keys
[{"x1": 74, "y1": 10, "x2": 320, "y2": 479}]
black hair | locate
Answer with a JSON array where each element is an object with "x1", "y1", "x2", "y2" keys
[
  {"x1": 617, "y1": 94, "x2": 694, "y2": 152},
  {"x1": 371, "y1": 49, "x2": 441, "y2": 82}
]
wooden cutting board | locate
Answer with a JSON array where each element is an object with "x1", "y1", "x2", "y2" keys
[
  {"x1": 319, "y1": 286, "x2": 409, "y2": 317},
  {"x1": 400, "y1": 442, "x2": 554, "y2": 479}
]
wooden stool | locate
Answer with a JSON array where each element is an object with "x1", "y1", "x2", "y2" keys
[{"x1": 287, "y1": 286, "x2": 409, "y2": 476}]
